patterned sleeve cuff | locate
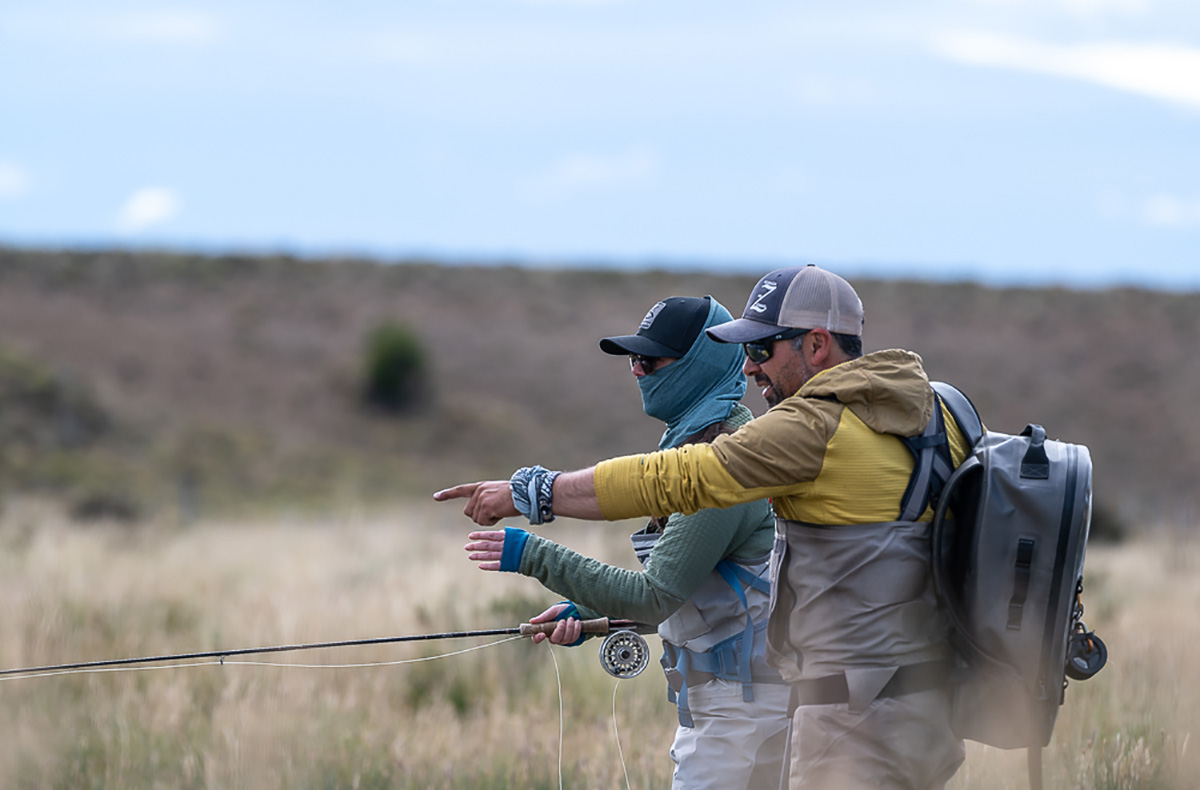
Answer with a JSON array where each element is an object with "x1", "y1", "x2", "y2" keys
[{"x1": 510, "y1": 465, "x2": 562, "y2": 524}]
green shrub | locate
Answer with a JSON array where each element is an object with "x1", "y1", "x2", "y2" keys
[
  {"x1": 362, "y1": 322, "x2": 427, "y2": 413},
  {"x1": 68, "y1": 488, "x2": 143, "y2": 523},
  {"x1": 0, "y1": 345, "x2": 109, "y2": 450}
]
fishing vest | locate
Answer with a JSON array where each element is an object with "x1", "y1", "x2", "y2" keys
[
  {"x1": 767, "y1": 516, "x2": 953, "y2": 712},
  {"x1": 631, "y1": 528, "x2": 784, "y2": 727}
]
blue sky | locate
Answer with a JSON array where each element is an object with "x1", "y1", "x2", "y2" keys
[{"x1": 2, "y1": 1, "x2": 1198, "y2": 289}]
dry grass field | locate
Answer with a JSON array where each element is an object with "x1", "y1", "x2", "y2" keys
[{"x1": 0, "y1": 497, "x2": 1194, "y2": 789}]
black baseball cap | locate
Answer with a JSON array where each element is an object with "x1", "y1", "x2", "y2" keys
[
  {"x1": 599, "y1": 296, "x2": 713, "y2": 358},
  {"x1": 706, "y1": 265, "x2": 864, "y2": 344}
]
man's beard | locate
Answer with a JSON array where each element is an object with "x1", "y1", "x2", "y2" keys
[{"x1": 756, "y1": 354, "x2": 816, "y2": 407}]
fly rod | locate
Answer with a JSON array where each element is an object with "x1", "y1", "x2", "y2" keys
[{"x1": 0, "y1": 617, "x2": 649, "y2": 678}]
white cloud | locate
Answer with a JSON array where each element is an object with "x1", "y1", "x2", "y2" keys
[
  {"x1": 104, "y1": 10, "x2": 223, "y2": 45},
  {"x1": 1056, "y1": 0, "x2": 1154, "y2": 12},
  {"x1": 117, "y1": 187, "x2": 182, "y2": 233},
  {"x1": 0, "y1": 7, "x2": 222, "y2": 47},
  {"x1": 518, "y1": 147, "x2": 659, "y2": 202},
  {"x1": 965, "y1": 0, "x2": 1155, "y2": 12},
  {"x1": 0, "y1": 162, "x2": 31, "y2": 199},
  {"x1": 930, "y1": 32, "x2": 1200, "y2": 110},
  {"x1": 518, "y1": 0, "x2": 634, "y2": 5},
  {"x1": 1096, "y1": 189, "x2": 1200, "y2": 227},
  {"x1": 342, "y1": 12, "x2": 815, "y2": 71},
  {"x1": 348, "y1": 31, "x2": 442, "y2": 65},
  {"x1": 788, "y1": 75, "x2": 879, "y2": 108},
  {"x1": 1142, "y1": 194, "x2": 1200, "y2": 227}
]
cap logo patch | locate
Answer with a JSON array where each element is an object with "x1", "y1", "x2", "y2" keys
[
  {"x1": 639, "y1": 301, "x2": 667, "y2": 331},
  {"x1": 748, "y1": 280, "x2": 777, "y2": 314}
]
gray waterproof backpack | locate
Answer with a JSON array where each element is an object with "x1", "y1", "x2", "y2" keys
[{"x1": 904, "y1": 382, "x2": 1107, "y2": 790}]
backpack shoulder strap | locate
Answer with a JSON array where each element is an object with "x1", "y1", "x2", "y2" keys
[
  {"x1": 898, "y1": 399, "x2": 948, "y2": 522},
  {"x1": 898, "y1": 381, "x2": 984, "y2": 522},
  {"x1": 931, "y1": 381, "x2": 983, "y2": 446}
]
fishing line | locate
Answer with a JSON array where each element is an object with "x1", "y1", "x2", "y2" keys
[
  {"x1": 546, "y1": 641, "x2": 565, "y2": 790},
  {"x1": 613, "y1": 679, "x2": 632, "y2": 790},
  {"x1": 0, "y1": 636, "x2": 523, "y2": 683},
  {"x1": 1, "y1": 621, "x2": 649, "y2": 786},
  {"x1": 219, "y1": 638, "x2": 523, "y2": 670},
  {"x1": 541, "y1": 641, "x2": 633, "y2": 790}
]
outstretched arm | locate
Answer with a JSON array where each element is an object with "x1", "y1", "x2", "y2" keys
[
  {"x1": 461, "y1": 505, "x2": 749, "y2": 625},
  {"x1": 433, "y1": 467, "x2": 603, "y2": 525}
]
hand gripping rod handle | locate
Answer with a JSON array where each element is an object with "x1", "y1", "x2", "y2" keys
[{"x1": 519, "y1": 617, "x2": 617, "y2": 637}]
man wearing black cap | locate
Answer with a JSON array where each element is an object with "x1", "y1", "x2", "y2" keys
[
  {"x1": 437, "y1": 265, "x2": 971, "y2": 789},
  {"x1": 460, "y1": 295, "x2": 790, "y2": 790}
]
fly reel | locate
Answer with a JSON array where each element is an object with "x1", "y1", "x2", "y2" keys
[
  {"x1": 1065, "y1": 626, "x2": 1107, "y2": 681},
  {"x1": 598, "y1": 629, "x2": 650, "y2": 679}
]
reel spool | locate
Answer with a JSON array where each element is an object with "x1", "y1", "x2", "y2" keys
[
  {"x1": 598, "y1": 629, "x2": 650, "y2": 679},
  {"x1": 1065, "y1": 628, "x2": 1107, "y2": 681}
]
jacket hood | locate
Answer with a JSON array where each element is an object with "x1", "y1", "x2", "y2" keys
[{"x1": 798, "y1": 349, "x2": 933, "y2": 436}]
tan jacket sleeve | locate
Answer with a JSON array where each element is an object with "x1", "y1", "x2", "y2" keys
[{"x1": 595, "y1": 400, "x2": 838, "y2": 521}]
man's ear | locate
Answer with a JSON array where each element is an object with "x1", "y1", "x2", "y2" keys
[{"x1": 808, "y1": 328, "x2": 835, "y2": 366}]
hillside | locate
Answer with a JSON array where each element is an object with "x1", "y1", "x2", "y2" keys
[{"x1": 1, "y1": 248, "x2": 1195, "y2": 529}]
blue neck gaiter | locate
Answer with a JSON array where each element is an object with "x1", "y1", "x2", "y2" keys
[{"x1": 637, "y1": 299, "x2": 747, "y2": 449}]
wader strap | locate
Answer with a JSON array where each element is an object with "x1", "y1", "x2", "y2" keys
[
  {"x1": 664, "y1": 621, "x2": 783, "y2": 727},
  {"x1": 788, "y1": 659, "x2": 951, "y2": 712},
  {"x1": 661, "y1": 559, "x2": 778, "y2": 727},
  {"x1": 715, "y1": 560, "x2": 770, "y2": 703},
  {"x1": 674, "y1": 648, "x2": 695, "y2": 728},
  {"x1": 714, "y1": 559, "x2": 771, "y2": 596}
]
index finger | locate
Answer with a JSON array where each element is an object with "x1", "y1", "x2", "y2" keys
[
  {"x1": 467, "y1": 530, "x2": 506, "y2": 542},
  {"x1": 433, "y1": 483, "x2": 481, "y2": 501}
]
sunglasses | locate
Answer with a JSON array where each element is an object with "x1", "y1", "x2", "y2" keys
[
  {"x1": 743, "y1": 329, "x2": 808, "y2": 365},
  {"x1": 628, "y1": 354, "x2": 662, "y2": 374}
]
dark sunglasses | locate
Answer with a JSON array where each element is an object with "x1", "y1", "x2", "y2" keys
[
  {"x1": 743, "y1": 329, "x2": 808, "y2": 365},
  {"x1": 628, "y1": 353, "x2": 662, "y2": 373}
]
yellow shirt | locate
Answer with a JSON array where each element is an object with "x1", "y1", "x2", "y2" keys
[{"x1": 595, "y1": 349, "x2": 973, "y2": 526}]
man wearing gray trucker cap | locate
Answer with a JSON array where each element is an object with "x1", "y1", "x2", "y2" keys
[{"x1": 437, "y1": 265, "x2": 972, "y2": 789}]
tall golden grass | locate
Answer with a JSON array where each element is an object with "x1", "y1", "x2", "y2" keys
[{"x1": 0, "y1": 498, "x2": 1193, "y2": 789}]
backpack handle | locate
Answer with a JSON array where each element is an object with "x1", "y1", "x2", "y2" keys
[{"x1": 1020, "y1": 424, "x2": 1050, "y2": 480}]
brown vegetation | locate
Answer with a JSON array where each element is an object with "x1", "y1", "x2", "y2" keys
[{"x1": 1, "y1": 247, "x2": 1195, "y2": 527}]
